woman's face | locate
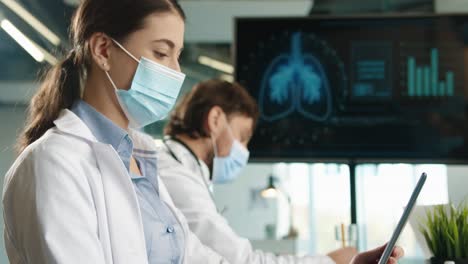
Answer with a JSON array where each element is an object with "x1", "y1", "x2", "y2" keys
[{"x1": 107, "y1": 12, "x2": 185, "y2": 90}]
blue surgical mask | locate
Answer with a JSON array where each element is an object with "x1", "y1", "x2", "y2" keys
[
  {"x1": 212, "y1": 125, "x2": 250, "y2": 184},
  {"x1": 105, "y1": 39, "x2": 185, "y2": 128}
]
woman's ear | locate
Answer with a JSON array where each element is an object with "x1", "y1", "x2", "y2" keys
[
  {"x1": 205, "y1": 106, "x2": 224, "y2": 138},
  {"x1": 88, "y1": 32, "x2": 113, "y2": 72}
]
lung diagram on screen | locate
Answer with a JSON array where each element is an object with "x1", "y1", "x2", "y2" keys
[{"x1": 259, "y1": 32, "x2": 333, "y2": 122}]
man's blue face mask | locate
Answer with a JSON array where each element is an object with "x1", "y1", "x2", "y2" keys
[
  {"x1": 211, "y1": 121, "x2": 250, "y2": 184},
  {"x1": 105, "y1": 39, "x2": 185, "y2": 128}
]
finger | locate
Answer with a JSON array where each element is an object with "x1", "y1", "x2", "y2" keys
[
  {"x1": 371, "y1": 244, "x2": 388, "y2": 256},
  {"x1": 345, "y1": 246, "x2": 359, "y2": 254},
  {"x1": 391, "y1": 246, "x2": 404, "y2": 259},
  {"x1": 358, "y1": 244, "x2": 388, "y2": 262},
  {"x1": 387, "y1": 257, "x2": 398, "y2": 264}
]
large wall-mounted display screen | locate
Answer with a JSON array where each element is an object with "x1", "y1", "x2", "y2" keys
[{"x1": 235, "y1": 15, "x2": 468, "y2": 162}]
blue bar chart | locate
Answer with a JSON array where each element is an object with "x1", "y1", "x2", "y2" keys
[{"x1": 407, "y1": 48, "x2": 454, "y2": 97}]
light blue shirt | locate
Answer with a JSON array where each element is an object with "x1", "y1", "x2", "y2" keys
[{"x1": 71, "y1": 100, "x2": 185, "y2": 264}]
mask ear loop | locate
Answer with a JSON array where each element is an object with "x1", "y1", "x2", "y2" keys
[
  {"x1": 225, "y1": 115, "x2": 236, "y2": 151},
  {"x1": 104, "y1": 38, "x2": 142, "y2": 91},
  {"x1": 211, "y1": 131, "x2": 219, "y2": 158},
  {"x1": 213, "y1": 111, "x2": 236, "y2": 158},
  {"x1": 111, "y1": 38, "x2": 140, "y2": 63},
  {"x1": 105, "y1": 71, "x2": 119, "y2": 90},
  {"x1": 210, "y1": 110, "x2": 229, "y2": 158}
]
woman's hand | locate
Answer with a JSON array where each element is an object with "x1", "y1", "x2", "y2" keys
[
  {"x1": 350, "y1": 244, "x2": 404, "y2": 264},
  {"x1": 327, "y1": 247, "x2": 359, "y2": 264}
]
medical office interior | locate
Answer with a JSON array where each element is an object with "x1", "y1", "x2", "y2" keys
[{"x1": 1, "y1": 0, "x2": 468, "y2": 263}]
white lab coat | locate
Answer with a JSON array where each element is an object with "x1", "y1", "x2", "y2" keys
[
  {"x1": 2, "y1": 109, "x2": 227, "y2": 264},
  {"x1": 157, "y1": 139, "x2": 336, "y2": 264}
]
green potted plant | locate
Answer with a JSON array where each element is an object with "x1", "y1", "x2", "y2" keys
[{"x1": 420, "y1": 202, "x2": 468, "y2": 264}]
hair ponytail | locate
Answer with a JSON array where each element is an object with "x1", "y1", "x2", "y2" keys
[{"x1": 17, "y1": 51, "x2": 82, "y2": 153}]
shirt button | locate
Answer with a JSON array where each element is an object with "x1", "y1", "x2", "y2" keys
[{"x1": 166, "y1": 226, "x2": 175, "y2": 233}]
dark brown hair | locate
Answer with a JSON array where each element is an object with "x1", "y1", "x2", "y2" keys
[
  {"x1": 165, "y1": 79, "x2": 259, "y2": 139},
  {"x1": 18, "y1": 0, "x2": 185, "y2": 152}
]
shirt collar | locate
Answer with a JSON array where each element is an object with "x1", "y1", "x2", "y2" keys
[{"x1": 71, "y1": 100, "x2": 133, "y2": 169}]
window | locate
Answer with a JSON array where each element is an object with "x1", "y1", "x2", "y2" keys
[
  {"x1": 356, "y1": 164, "x2": 448, "y2": 261},
  {"x1": 216, "y1": 162, "x2": 449, "y2": 260}
]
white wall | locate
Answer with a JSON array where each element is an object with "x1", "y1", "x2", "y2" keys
[
  {"x1": 0, "y1": 105, "x2": 27, "y2": 263},
  {"x1": 446, "y1": 165, "x2": 468, "y2": 205},
  {"x1": 213, "y1": 163, "x2": 279, "y2": 240}
]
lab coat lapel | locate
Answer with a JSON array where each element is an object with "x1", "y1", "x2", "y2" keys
[
  {"x1": 54, "y1": 109, "x2": 148, "y2": 264},
  {"x1": 92, "y1": 143, "x2": 148, "y2": 264},
  {"x1": 54, "y1": 109, "x2": 95, "y2": 141}
]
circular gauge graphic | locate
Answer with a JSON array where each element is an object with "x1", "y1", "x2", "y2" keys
[{"x1": 237, "y1": 31, "x2": 348, "y2": 123}]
